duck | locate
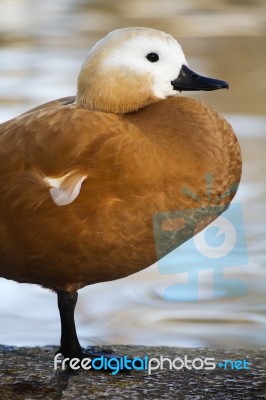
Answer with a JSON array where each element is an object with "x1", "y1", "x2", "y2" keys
[{"x1": 0, "y1": 27, "x2": 241, "y2": 361}]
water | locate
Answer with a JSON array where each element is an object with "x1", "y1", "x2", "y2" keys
[{"x1": 0, "y1": 0, "x2": 265, "y2": 348}]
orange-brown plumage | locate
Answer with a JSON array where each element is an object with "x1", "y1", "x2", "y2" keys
[
  {"x1": 0, "y1": 96, "x2": 241, "y2": 291},
  {"x1": 0, "y1": 27, "x2": 241, "y2": 359}
]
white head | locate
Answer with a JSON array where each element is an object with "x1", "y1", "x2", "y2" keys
[{"x1": 77, "y1": 27, "x2": 228, "y2": 114}]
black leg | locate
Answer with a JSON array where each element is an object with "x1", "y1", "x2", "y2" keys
[
  {"x1": 57, "y1": 290, "x2": 82, "y2": 358},
  {"x1": 55, "y1": 290, "x2": 130, "y2": 372}
]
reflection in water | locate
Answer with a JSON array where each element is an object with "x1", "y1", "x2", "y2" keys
[{"x1": 0, "y1": 0, "x2": 265, "y2": 348}]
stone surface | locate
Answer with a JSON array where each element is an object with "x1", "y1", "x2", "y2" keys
[{"x1": 0, "y1": 345, "x2": 265, "y2": 399}]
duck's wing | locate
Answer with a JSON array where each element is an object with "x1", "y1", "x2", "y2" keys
[{"x1": 0, "y1": 99, "x2": 115, "y2": 210}]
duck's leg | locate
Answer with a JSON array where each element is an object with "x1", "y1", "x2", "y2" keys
[
  {"x1": 57, "y1": 290, "x2": 82, "y2": 358},
  {"x1": 56, "y1": 290, "x2": 124, "y2": 369}
]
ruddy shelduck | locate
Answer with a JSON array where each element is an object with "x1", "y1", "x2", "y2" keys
[{"x1": 0, "y1": 28, "x2": 241, "y2": 361}]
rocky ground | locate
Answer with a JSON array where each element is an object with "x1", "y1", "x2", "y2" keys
[{"x1": 0, "y1": 345, "x2": 265, "y2": 399}]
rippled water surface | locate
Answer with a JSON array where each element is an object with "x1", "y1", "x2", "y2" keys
[{"x1": 0, "y1": 0, "x2": 265, "y2": 348}]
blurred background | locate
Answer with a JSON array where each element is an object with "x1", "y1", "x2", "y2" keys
[{"x1": 0, "y1": 0, "x2": 265, "y2": 348}]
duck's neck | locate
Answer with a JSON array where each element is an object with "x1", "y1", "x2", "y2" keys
[{"x1": 76, "y1": 65, "x2": 160, "y2": 114}]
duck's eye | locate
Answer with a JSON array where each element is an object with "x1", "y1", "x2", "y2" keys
[{"x1": 146, "y1": 53, "x2": 159, "y2": 62}]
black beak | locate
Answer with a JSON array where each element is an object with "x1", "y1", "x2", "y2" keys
[{"x1": 171, "y1": 65, "x2": 229, "y2": 92}]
